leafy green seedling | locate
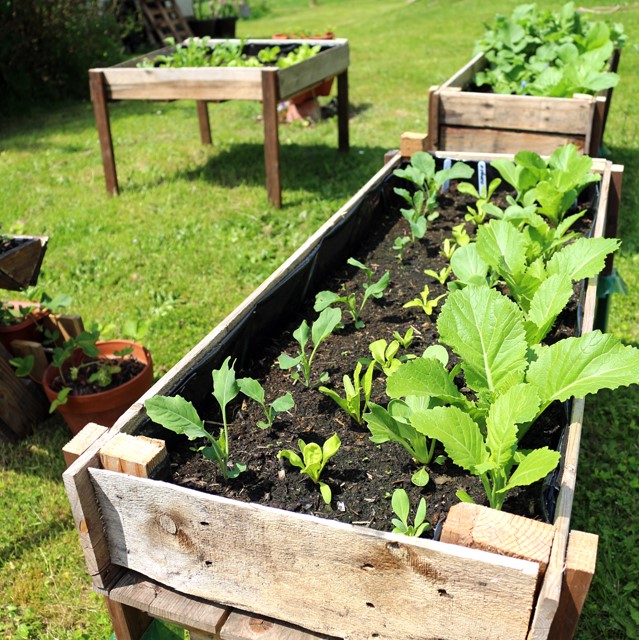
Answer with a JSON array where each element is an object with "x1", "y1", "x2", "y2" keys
[
  {"x1": 424, "y1": 265, "x2": 453, "y2": 286},
  {"x1": 403, "y1": 285, "x2": 446, "y2": 317},
  {"x1": 393, "y1": 327, "x2": 414, "y2": 350},
  {"x1": 393, "y1": 235, "x2": 410, "y2": 262},
  {"x1": 278, "y1": 308, "x2": 342, "y2": 387},
  {"x1": 278, "y1": 434, "x2": 341, "y2": 504},
  {"x1": 365, "y1": 336, "x2": 416, "y2": 377},
  {"x1": 451, "y1": 223, "x2": 471, "y2": 247},
  {"x1": 390, "y1": 489, "x2": 429, "y2": 537},
  {"x1": 457, "y1": 177, "x2": 503, "y2": 226},
  {"x1": 314, "y1": 261, "x2": 390, "y2": 329},
  {"x1": 439, "y1": 238, "x2": 457, "y2": 261},
  {"x1": 237, "y1": 377, "x2": 294, "y2": 429},
  {"x1": 319, "y1": 361, "x2": 374, "y2": 425},
  {"x1": 145, "y1": 359, "x2": 247, "y2": 481}
]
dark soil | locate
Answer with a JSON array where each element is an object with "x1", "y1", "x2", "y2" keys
[{"x1": 152, "y1": 178, "x2": 594, "y2": 539}]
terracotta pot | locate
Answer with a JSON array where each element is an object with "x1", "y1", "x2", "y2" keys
[
  {"x1": 0, "y1": 301, "x2": 47, "y2": 352},
  {"x1": 42, "y1": 340, "x2": 153, "y2": 435}
]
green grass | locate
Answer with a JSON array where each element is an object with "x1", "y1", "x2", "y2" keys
[{"x1": 1, "y1": 0, "x2": 638, "y2": 637}]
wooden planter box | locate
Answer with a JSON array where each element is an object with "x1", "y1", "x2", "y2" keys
[
  {"x1": 89, "y1": 38, "x2": 350, "y2": 207},
  {"x1": 0, "y1": 234, "x2": 48, "y2": 291},
  {"x1": 427, "y1": 50, "x2": 621, "y2": 156},
  {"x1": 64, "y1": 150, "x2": 623, "y2": 640}
]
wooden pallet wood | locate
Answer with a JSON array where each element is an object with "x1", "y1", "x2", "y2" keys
[{"x1": 0, "y1": 235, "x2": 48, "y2": 291}]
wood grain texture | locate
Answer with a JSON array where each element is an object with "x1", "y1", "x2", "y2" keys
[
  {"x1": 99, "y1": 433, "x2": 167, "y2": 478},
  {"x1": 547, "y1": 530, "x2": 598, "y2": 640},
  {"x1": 63, "y1": 423, "x2": 109, "y2": 468},
  {"x1": 105, "y1": 597, "x2": 152, "y2": 640},
  {"x1": 196, "y1": 101, "x2": 212, "y2": 144},
  {"x1": 89, "y1": 71, "x2": 119, "y2": 195},
  {"x1": 261, "y1": 69, "x2": 281, "y2": 208},
  {"x1": 440, "y1": 52, "x2": 485, "y2": 90},
  {"x1": 221, "y1": 611, "x2": 334, "y2": 640},
  {"x1": 108, "y1": 571, "x2": 229, "y2": 635},
  {"x1": 441, "y1": 503, "x2": 554, "y2": 573},
  {"x1": 7, "y1": 339, "x2": 47, "y2": 382},
  {"x1": 0, "y1": 235, "x2": 48, "y2": 290},
  {"x1": 90, "y1": 469, "x2": 540, "y2": 640},
  {"x1": 400, "y1": 131, "x2": 429, "y2": 157}
]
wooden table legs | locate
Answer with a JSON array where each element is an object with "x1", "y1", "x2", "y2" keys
[
  {"x1": 196, "y1": 101, "x2": 212, "y2": 145},
  {"x1": 89, "y1": 71, "x2": 119, "y2": 196},
  {"x1": 261, "y1": 69, "x2": 282, "y2": 209},
  {"x1": 337, "y1": 70, "x2": 349, "y2": 153}
]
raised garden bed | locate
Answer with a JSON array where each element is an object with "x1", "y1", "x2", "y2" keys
[
  {"x1": 0, "y1": 234, "x2": 48, "y2": 291},
  {"x1": 427, "y1": 48, "x2": 620, "y2": 156},
  {"x1": 89, "y1": 38, "x2": 349, "y2": 207},
  {"x1": 64, "y1": 148, "x2": 626, "y2": 640}
]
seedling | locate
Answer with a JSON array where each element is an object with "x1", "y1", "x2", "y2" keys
[
  {"x1": 423, "y1": 265, "x2": 452, "y2": 286},
  {"x1": 278, "y1": 308, "x2": 342, "y2": 387},
  {"x1": 319, "y1": 361, "x2": 374, "y2": 425},
  {"x1": 403, "y1": 285, "x2": 446, "y2": 317},
  {"x1": 451, "y1": 223, "x2": 471, "y2": 248},
  {"x1": 393, "y1": 235, "x2": 410, "y2": 262},
  {"x1": 439, "y1": 238, "x2": 457, "y2": 261},
  {"x1": 237, "y1": 377, "x2": 294, "y2": 429},
  {"x1": 393, "y1": 327, "x2": 414, "y2": 350},
  {"x1": 278, "y1": 433, "x2": 341, "y2": 504},
  {"x1": 145, "y1": 357, "x2": 247, "y2": 480},
  {"x1": 390, "y1": 489, "x2": 430, "y2": 537},
  {"x1": 457, "y1": 177, "x2": 503, "y2": 226},
  {"x1": 314, "y1": 260, "x2": 389, "y2": 329}
]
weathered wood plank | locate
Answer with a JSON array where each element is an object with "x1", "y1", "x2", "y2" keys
[
  {"x1": 105, "y1": 597, "x2": 152, "y2": 640},
  {"x1": 220, "y1": 611, "x2": 334, "y2": 640},
  {"x1": 0, "y1": 235, "x2": 48, "y2": 291},
  {"x1": 438, "y1": 90, "x2": 594, "y2": 134},
  {"x1": 99, "y1": 433, "x2": 167, "y2": 478},
  {"x1": 440, "y1": 503, "x2": 554, "y2": 574},
  {"x1": 439, "y1": 52, "x2": 485, "y2": 90},
  {"x1": 196, "y1": 101, "x2": 211, "y2": 144},
  {"x1": 63, "y1": 423, "x2": 109, "y2": 468},
  {"x1": 261, "y1": 69, "x2": 281, "y2": 209},
  {"x1": 337, "y1": 70, "x2": 349, "y2": 152},
  {"x1": 400, "y1": 131, "x2": 429, "y2": 157},
  {"x1": 89, "y1": 71, "x2": 119, "y2": 196},
  {"x1": 108, "y1": 571, "x2": 229, "y2": 635},
  {"x1": 90, "y1": 469, "x2": 541, "y2": 640},
  {"x1": 547, "y1": 530, "x2": 598, "y2": 640}
]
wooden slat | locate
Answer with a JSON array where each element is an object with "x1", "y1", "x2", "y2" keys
[
  {"x1": 438, "y1": 90, "x2": 594, "y2": 135},
  {"x1": 400, "y1": 131, "x2": 429, "y2": 157},
  {"x1": 440, "y1": 52, "x2": 486, "y2": 90},
  {"x1": 337, "y1": 70, "x2": 349, "y2": 152},
  {"x1": 89, "y1": 71, "x2": 119, "y2": 196},
  {"x1": 139, "y1": 0, "x2": 192, "y2": 45},
  {"x1": 99, "y1": 433, "x2": 167, "y2": 478},
  {"x1": 221, "y1": 611, "x2": 334, "y2": 640},
  {"x1": 0, "y1": 235, "x2": 48, "y2": 291},
  {"x1": 90, "y1": 469, "x2": 541, "y2": 640},
  {"x1": 196, "y1": 101, "x2": 212, "y2": 144},
  {"x1": 63, "y1": 422, "x2": 109, "y2": 468},
  {"x1": 547, "y1": 530, "x2": 598, "y2": 640},
  {"x1": 9, "y1": 339, "x2": 48, "y2": 382},
  {"x1": 108, "y1": 571, "x2": 229, "y2": 635},
  {"x1": 441, "y1": 503, "x2": 554, "y2": 574},
  {"x1": 603, "y1": 164, "x2": 624, "y2": 275},
  {"x1": 261, "y1": 69, "x2": 281, "y2": 208},
  {"x1": 105, "y1": 597, "x2": 152, "y2": 640},
  {"x1": 439, "y1": 126, "x2": 585, "y2": 156},
  {"x1": 427, "y1": 86, "x2": 440, "y2": 150}
]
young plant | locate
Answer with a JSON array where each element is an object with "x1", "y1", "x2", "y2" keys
[
  {"x1": 451, "y1": 223, "x2": 471, "y2": 248},
  {"x1": 237, "y1": 377, "x2": 294, "y2": 429},
  {"x1": 145, "y1": 356, "x2": 246, "y2": 480},
  {"x1": 457, "y1": 177, "x2": 503, "y2": 226},
  {"x1": 390, "y1": 489, "x2": 429, "y2": 537},
  {"x1": 386, "y1": 285, "x2": 639, "y2": 509},
  {"x1": 392, "y1": 235, "x2": 410, "y2": 262},
  {"x1": 393, "y1": 327, "x2": 414, "y2": 350},
  {"x1": 278, "y1": 433, "x2": 341, "y2": 504},
  {"x1": 403, "y1": 285, "x2": 446, "y2": 317},
  {"x1": 319, "y1": 361, "x2": 374, "y2": 425},
  {"x1": 278, "y1": 307, "x2": 342, "y2": 387},
  {"x1": 423, "y1": 265, "x2": 453, "y2": 286},
  {"x1": 314, "y1": 260, "x2": 389, "y2": 329},
  {"x1": 439, "y1": 238, "x2": 457, "y2": 261}
]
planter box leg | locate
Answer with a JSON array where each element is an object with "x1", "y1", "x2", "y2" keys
[
  {"x1": 337, "y1": 70, "x2": 349, "y2": 152},
  {"x1": 261, "y1": 69, "x2": 282, "y2": 208},
  {"x1": 89, "y1": 71, "x2": 119, "y2": 196},
  {"x1": 196, "y1": 101, "x2": 212, "y2": 145},
  {"x1": 105, "y1": 597, "x2": 152, "y2": 640}
]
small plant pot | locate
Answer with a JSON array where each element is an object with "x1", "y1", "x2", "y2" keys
[
  {"x1": 42, "y1": 340, "x2": 153, "y2": 435},
  {"x1": 0, "y1": 301, "x2": 48, "y2": 352}
]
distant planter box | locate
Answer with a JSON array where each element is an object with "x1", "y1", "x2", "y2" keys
[
  {"x1": 89, "y1": 38, "x2": 350, "y2": 207},
  {"x1": 427, "y1": 50, "x2": 621, "y2": 156},
  {"x1": 64, "y1": 147, "x2": 624, "y2": 640},
  {"x1": 0, "y1": 234, "x2": 48, "y2": 291}
]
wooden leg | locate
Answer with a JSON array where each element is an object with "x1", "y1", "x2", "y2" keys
[
  {"x1": 89, "y1": 71, "x2": 119, "y2": 196},
  {"x1": 196, "y1": 101, "x2": 212, "y2": 144},
  {"x1": 337, "y1": 70, "x2": 349, "y2": 152},
  {"x1": 261, "y1": 69, "x2": 282, "y2": 208},
  {"x1": 105, "y1": 597, "x2": 152, "y2": 640}
]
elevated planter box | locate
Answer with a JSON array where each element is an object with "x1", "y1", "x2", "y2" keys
[
  {"x1": 89, "y1": 38, "x2": 350, "y2": 207},
  {"x1": 427, "y1": 50, "x2": 621, "y2": 156},
  {"x1": 0, "y1": 234, "x2": 48, "y2": 291},
  {"x1": 64, "y1": 149, "x2": 623, "y2": 640}
]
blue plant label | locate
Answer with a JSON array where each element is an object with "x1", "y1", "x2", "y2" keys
[
  {"x1": 478, "y1": 160, "x2": 487, "y2": 198},
  {"x1": 442, "y1": 157, "x2": 452, "y2": 193}
]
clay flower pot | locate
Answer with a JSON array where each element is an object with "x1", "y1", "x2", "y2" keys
[
  {"x1": 0, "y1": 301, "x2": 48, "y2": 352},
  {"x1": 43, "y1": 339, "x2": 153, "y2": 435}
]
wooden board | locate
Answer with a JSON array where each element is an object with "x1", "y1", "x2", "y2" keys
[
  {"x1": 0, "y1": 235, "x2": 48, "y2": 291},
  {"x1": 221, "y1": 611, "x2": 334, "y2": 640},
  {"x1": 90, "y1": 469, "x2": 541, "y2": 640}
]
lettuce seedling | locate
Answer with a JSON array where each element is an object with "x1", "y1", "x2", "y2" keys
[
  {"x1": 393, "y1": 327, "x2": 414, "y2": 350},
  {"x1": 278, "y1": 308, "x2": 342, "y2": 387},
  {"x1": 393, "y1": 235, "x2": 410, "y2": 261},
  {"x1": 451, "y1": 223, "x2": 471, "y2": 248},
  {"x1": 403, "y1": 285, "x2": 446, "y2": 317},
  {"x1": 145, "y1": 357, "x2": 247, "y2": 480},
  {"x1": 314, "y1": 260, "x2": 390, "y2": 329},
  {"x1": 237, "y1": 377, "x2": 294, "y2": 429},
  {"x1": 457, "y1": 178, "x2": 503, "y2": 226},
  {"x1": 278, "y1": 433, "x2": 341, "y2": 504},
  {"x1": 319, "y1": 361, "x2": 374, "y2": 425},
  {"x1": 423, "y1": 265, "x2": 453, "y2": 286},
  {"x1": 391, "y1": 489, "x2": 429, "y2": 537}
]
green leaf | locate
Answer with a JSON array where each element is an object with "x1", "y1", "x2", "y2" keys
[
  {"x1": 278, "y1": 449, "x2": 304, "y2": 470},
  {"x1": 437, "y1": 285, "x2": 528, "y2": 394},
  {"x1": 10, "y1": 355, "x2": 34, "y2": 377},
  {"x1": 527, "y1": 331, "x2": 639, "y2": 407},
  {"x1": 212, "y1": 356, "x2": 239, "y2": 414},
  {"x1": 411, "y1": 406, "x2": 487, "y2": 472},
  {"x1": 422, "y1": 344, "x2": 449, "y2": 367},
  {"x1": 411, "y1": 467, "x2": 430, "y2": 487},
  {"x1": 456, "y1": 489, "x2": 476, "y2": 504},
  {"x1": 476, "y1": 219, "x2": 527, "y2": 283},
  {"x1": 277, "y1": 353, "x2": 301, "y2": 369},
  {"x1": 293, "y1": 320, "x2": 310, "y2": 349},
  {"x1": 302, "y1": 442, "x2": 323, "y2": 470},
  {"x1": 237, "y1": 377, "x2": 265, "y2": 406},
  {"x1": 546, "y1": 237, "x2": 620, "y2": 282},
  {"x1": 311, "y1": 307, "x2": 342, "y2": 346},
  {"x1": 145, "y1": 395, "x2": 207, "y2": 440},
  {"x1": 322, "y1": 433, "x2": 341, "y2": 462},
  {"x1": 319, "y1": 481, "x2": 332, "y2": 504},
  {"x1": 501, "y1": 447, "x2": 561, "y2": 492},
  {"x1": 450, "y1": 243, "x2": 490, "y2": 286},
  {"x1": 227, "y1": 461, "x2": 247, "y2": 479},
  {"x1": 524, "y1": 274, "x2": 573, "y2": 344},
  {"x1": 50, "y1": 387, "x2": 71, "y2": 413},
  {"x1": 363, "y1": 271, "x2": 390, "y2": 302},
  {"x1": 314, "y1": 290, "x2": 343, "y2": 312},
  {"x1": 391, "y1": 488, "x2": 410, "y2": 524},
  {"x1": 271, "y1": 392, "x2": 294, "y2": 413}
]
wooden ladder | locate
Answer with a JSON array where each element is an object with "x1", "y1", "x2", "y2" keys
[{"x1": 139, "y1": 0, "x2": 193, "y2": 44}]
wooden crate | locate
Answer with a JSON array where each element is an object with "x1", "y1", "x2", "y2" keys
[
  {"x1": 64, "y1": 151, "x2": 622, "y2": 640},
  {"x1": 427, "y1": 50, "x2": 620, "y2": 156},
  {"x1": 89, "y1": 39, "x2": 350, "y2": 207},
  {"x1": 0, "y1": 234, "x2": 48, "y2": 291}
]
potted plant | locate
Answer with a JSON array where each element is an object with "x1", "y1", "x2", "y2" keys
[
  {"x1": 187, "y1": 0, "x2": 242, "y2": 38},
  {"x1": 63, "y1": 144, "x2": 636, "y2": 639},
  {"x1": 428, "y1": 2, "x2": 625, "y2": 155},
  {"x1": 0, "y1": 233, "x2": 48, "y2": 291}
]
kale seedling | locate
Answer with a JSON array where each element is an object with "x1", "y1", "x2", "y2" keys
[
  {"x1": 278, "y1": 308, "x2": 342, "y2": 387},
  {"x1": 145, "y1": 356, "x2": 247, "y2": 479},
  {"x1": 319, "y1": 361, "x2": 374, "y2": 425},
  {"x1": 391, "y1": 489, "x2": 430, "y2": 537},
  {"x1": 237, "y1": 377, "x2": 294, "y2": 429},
  {"x1": 278, "y1": 433, "x2": 341, "y2": 504},
  {"x1": 314, "y1": 259, "x2": 390, "y2": 329}
]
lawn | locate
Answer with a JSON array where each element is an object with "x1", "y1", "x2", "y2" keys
[{"x1": 1, "y1": 0, "x2": 638, "y2": 638}]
